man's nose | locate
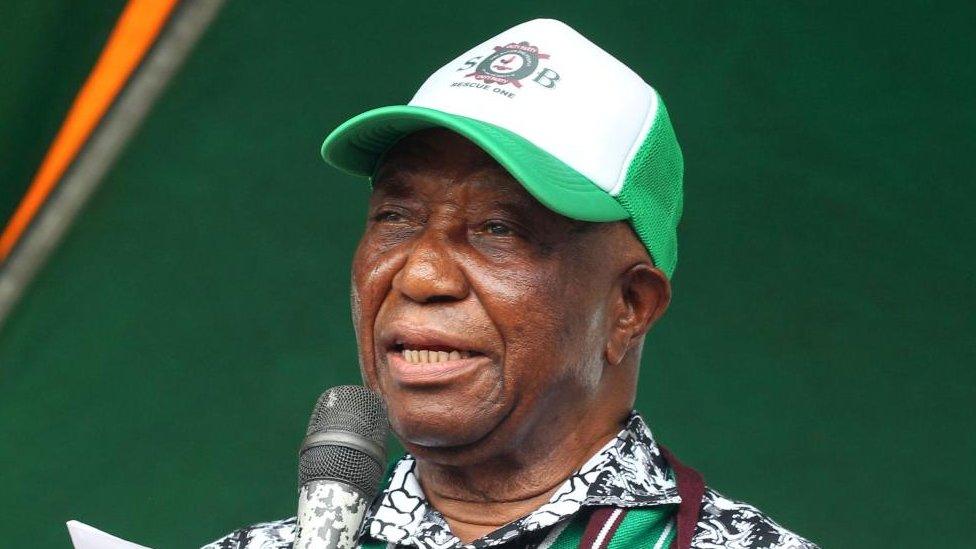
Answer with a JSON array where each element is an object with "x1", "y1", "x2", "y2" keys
[{"x1": 392, "y1": 229, "x2": 469, "y2": 303}]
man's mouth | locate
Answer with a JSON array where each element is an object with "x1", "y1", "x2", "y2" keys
[
  {"x1": 396, "y1": 345, "x2": 475, "y2": 364},
  {"x1": 375, "y1": 321, "x2": 496, "y2": 385},
  {"x1": 384, "y1": 338, "x2": 490, "y2": 386}
]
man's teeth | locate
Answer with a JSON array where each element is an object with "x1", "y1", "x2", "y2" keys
[{"x1": 401, "y1": 349, "x2": 471, "y2": 364}]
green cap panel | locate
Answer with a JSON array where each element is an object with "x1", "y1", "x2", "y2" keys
[{"x1": 616, "y1": 99, "x2": 684, "y2": 277}]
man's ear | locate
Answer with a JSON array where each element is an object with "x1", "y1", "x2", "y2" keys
[{"x1": 605, "y1": 264, "x2": 671, "y2": 366}]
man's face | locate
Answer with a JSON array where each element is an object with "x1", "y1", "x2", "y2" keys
[{"x1": 350, "y1": 129, "x2": 640, "y2": 460}]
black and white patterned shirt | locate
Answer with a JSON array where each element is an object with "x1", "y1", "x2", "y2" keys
[{"x1": 204, "y1": 413, "x2": 817, "y2": 548}]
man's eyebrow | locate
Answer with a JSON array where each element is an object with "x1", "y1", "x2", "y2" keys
[
  {"x1": 474, "y1": 189, "x2": 600, "y2": 234},
  {"x1": 472, "y1": 196, "x2": 564, "y2": 234}
]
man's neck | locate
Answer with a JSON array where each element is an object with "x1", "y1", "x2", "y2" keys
[{"x1": 414, "y1": 419, "x2": 622, "y2": 544}]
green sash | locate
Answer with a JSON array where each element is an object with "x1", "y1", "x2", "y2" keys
[{"x1": 550, "y1": 506, "x2": 676, "y2": 549}]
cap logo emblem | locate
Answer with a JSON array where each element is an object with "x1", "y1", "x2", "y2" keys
[{"x1": 460, "y1": 41, "x2": 559, "y2": 89}]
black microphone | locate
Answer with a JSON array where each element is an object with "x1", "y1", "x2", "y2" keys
[{"x1": 295, "y1": 385, "x2": 389, "y2": 549}]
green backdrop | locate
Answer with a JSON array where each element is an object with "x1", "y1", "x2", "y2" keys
[{"x1": 1, "y1": 2, "x2": 973, "y2": 547}]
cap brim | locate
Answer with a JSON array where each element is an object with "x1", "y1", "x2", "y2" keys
[{"x1": 321, "y1": 105, "x2": 628, "y2": 222}]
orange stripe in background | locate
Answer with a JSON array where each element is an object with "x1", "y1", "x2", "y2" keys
[{"x1": 0, "y1": 0, "x2": 179, "y2": 262}]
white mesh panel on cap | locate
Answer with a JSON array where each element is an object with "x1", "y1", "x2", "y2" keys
[{"x1": 407, "y1": 19, "x2": 652, "y2": 193}]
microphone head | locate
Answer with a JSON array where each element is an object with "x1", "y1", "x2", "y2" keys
[{"x1": 298, "y1": 385, "x2": 389, "y2": 498}]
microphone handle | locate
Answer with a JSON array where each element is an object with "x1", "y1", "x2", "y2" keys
[{"x1": 295, "y1": 479, "x2": 369, "y2": 549}]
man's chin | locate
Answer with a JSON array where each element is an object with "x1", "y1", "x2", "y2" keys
[{"x1": 387, "y1": 399, "x2": 509, "y2": 460}]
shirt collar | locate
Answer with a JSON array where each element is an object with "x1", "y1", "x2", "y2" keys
[{"x1": 360, "y1": 411, "x2": 680, "y2": 548}]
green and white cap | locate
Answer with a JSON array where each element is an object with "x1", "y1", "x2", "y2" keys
[{"x1": 322, "y1": 18, "x2": 684, "y2": 276}]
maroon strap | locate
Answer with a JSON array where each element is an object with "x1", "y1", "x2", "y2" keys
[
  {"x1": 659, "y1": 445, "x2": 706, "y2": 549},
  {"x1": 579, "y1": 506, "x2": 627, "y2": 549}
]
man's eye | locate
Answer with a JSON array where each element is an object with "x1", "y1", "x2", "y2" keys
[
  {"x1": 483, "y1": 221, "x2": 514, "y2": 236},
  {"x1": 374, "y1": 210, "x2": 404, "y2": 223}
]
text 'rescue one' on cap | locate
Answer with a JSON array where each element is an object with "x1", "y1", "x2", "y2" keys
[{"x1": 321, "y1": 18, "x2": 684, "y2": 277}]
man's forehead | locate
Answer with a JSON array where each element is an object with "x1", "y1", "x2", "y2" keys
[{"x1": 370, "y1": 170, "x2": 550, "y2": 229}]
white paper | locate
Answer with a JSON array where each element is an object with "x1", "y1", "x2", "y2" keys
[{"x1": 66, "y1": 520, "x2": 151, "y2": 549}]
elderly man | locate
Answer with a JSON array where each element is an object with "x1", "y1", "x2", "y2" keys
[{"x1": 206, "y1": 19, "x2": 816, "y2": 549}]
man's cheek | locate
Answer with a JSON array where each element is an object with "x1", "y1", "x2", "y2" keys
[
  {"x1": 477, "y1": 269, "x2": 555, "y2": 309},
  {"x1": 350, "y1": 286, "x2": 363, "y2": 334},
  {"x1": 351, "y1": 263, "x2": 386, "y2": 388},
  {"x1": 352, "y1": 256, "x2": 393, "y2": 319}
]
